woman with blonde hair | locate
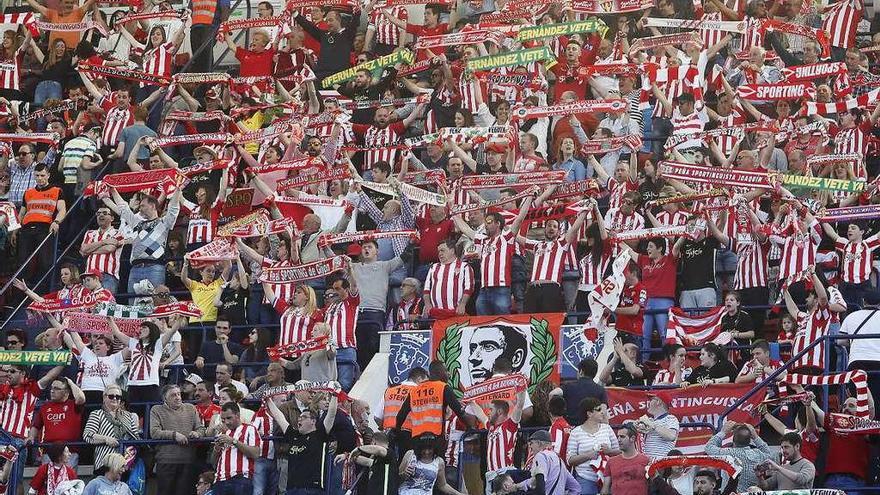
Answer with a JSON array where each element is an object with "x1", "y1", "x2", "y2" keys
[
  {"x1": 83, "y1": 385, "x2": 140, "y2": 469},
  {"x1": 265, "y1": 283, "x2": 322, "y2": 346},
  {"x1": 83, "y1": 452, "x2": 132, "y2": 494}
]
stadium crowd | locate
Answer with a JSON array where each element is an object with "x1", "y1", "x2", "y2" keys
[{"x1": 0, "y1": 0, "x2": 880, "y2": 492}]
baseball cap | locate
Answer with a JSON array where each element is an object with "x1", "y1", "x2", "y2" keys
[
  {"x1": 80, "y1": 268, "x2": 102, "y2": 280},
  {"x1": 185, "y1": 373, "x2": 204, "y2": 386}
]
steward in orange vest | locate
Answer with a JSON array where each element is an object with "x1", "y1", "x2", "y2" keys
[{"x1": 395, "y1": 360, "x2": 476, "y2": 447}]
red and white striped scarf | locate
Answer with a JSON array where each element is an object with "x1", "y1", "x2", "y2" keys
[
  {"x1": 801, "y1": 87, "x2": 880, "y2": 116},
  {"x1": 779, "y1": 371, "x2": 870, "y2": 418}
]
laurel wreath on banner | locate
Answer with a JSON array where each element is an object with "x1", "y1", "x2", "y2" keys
[
  {"x1": 528, "y1": 317, "x2": 556, "y2": 393},
  {"x1": 436, "y1": 322, "x2": 466, "y2": 399}
]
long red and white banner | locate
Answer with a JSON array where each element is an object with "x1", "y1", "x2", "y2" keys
[
  {"x1": 66, "y1": 311, "x2": 142, "y2": 337},
  {"x1": 227, "y1": 218, "x2": 294, "y2": 238},
  {"x1": 462, "y1": 373, "x2": 528, "y2": 402},
  {"x1": 267, "y1": 335, "x2": 330, "y2": 360},
  {"x1": 458, "y1": 171, "x2": 566, "y2": 190},
  {"x1": 606, "y1": 384, "x2": 766, "y2": 453},
  {"x1": 317, "y1": 230, "x2": 418, "y2": 247},
  {"x1": 512, "y1": 99, "x2": 627, "y2": 120},
  {"x1": 736, "y1": 82, "x2": 814, "y2": 101},
  {"x1": 184, "y1": 238, "x2": 238, "y2": 263}
]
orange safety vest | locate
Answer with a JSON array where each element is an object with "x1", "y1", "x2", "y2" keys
[
  {"x1": 408, "y1": 380, "x2": 445, "y2": 437},
  {"x1": 382, "y1": 383, "x2": 415, "y2": 430},
  {"x1": 22, "y1": 187, "x2": 61, "y2": 225},
  {"x1": 191, "y1": 0, "x2": 217, "y2": 26}
]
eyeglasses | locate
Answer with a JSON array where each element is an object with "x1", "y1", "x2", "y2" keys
[
  {"x1": 106, "y1": 394, "x2": 122, "y2": 400},
  {"x1": 3, "y1": 369, "x2": 20, "y2": 374},
  {"x1": 17, "y1": 151, "x2": 32, "y2": 156},
  {"x1": 155, "y1": 292, "x2": 170, "y2": 297}
]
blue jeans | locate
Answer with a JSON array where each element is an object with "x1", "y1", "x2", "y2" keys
[
  {"x1": 679, "y1": 287, "x2": 717, "y2": 310},
  {"x1": 253, "y1": 457, "x2": 278, "y2": 495},
  {"x1": 825, "y1": 474, "x2": 866, "y2": 494},
  {"x1": 476, "y1": 286, "x2": 511, "y2": 315},
  {"x1": 839, "y1": 280, "x2": 880, "y2": 309},
  {"x1": 336, "y1": 347, "x2": 359, "y2": 392},
  {"x1": 356, "y1": 309, "x2": 385, "y2": 369},
  {"x1": 643, "y1": 297, "x2": 675, "y2": 359},
  {"x1": 213, "y1": 476, "x2": 253, "y2": 495},
  {"x1": 34, "y1": 80, "x2": 63, "y2": 131},
  {"x1": 127, "y1": 262, "x2": 166, "y2": 296},
  {"x1": 577, "y1": 476, "x2": 599, "y2": 495},
  {"x1": 101, "y1": 274, "x2": 119, "y2": 296},
  {"x1": 328, "y1": 454, "x2": 344, "y2": 495}
]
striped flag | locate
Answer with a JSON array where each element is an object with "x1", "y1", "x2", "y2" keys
[{"x1": 664, "y1": 306, "x2": 731, "y2": 346}]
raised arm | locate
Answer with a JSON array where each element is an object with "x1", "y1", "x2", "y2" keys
[
  {"x1": 25, "y1": 0, "x2": 48, "y2": 17},
  {"x1": 109, "y1": 317, "x2": 133, "y2": 346},
  {"x1": 266, "y1": 397, "x2": 290, "y2": 433},
  {"x1": 508, "y1": 195, "x2": 535, "y2": 234},
  {"x1": 323, "y1": 391, "x2": 339, "y2": 432}
]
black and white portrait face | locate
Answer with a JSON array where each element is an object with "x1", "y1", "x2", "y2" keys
[{"x1": 466, "y1": 325, "x2": 527, "y2": 384}]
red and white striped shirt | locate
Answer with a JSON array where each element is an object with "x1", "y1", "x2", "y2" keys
[
  {"x1": 100, "y1": 95, "x2": 134, "y2": 147},
  {"x1": 215, "y1": 423, "x2": 262, "y2": 481},
  {"x1": 524, "y1": 238, "x2": 569, "y2": 283},
  {"x1": 487, "y1": 418, "x2": 518, "y2": 472},
  {"x1": 142, "y1": 41, "x2": 174, "y2": 81},
  {"x1": 834, "y1": 234, "x2": 880, "y2": 284},
  {"x1": 775, "y1": 221, "x2": 821, "y2": 281},
  {"x1": 604, "y1": 208, "x2": 645, "y2": 234},
  {"x1": 322, "y1": 292, "x2": 359, "y2": 348},
  {"x1": 274, "y1": 299, "x2": 321, "y2": 346},
  {"x1": 181, "y1": 197, "x2": 225, "y2": 245},
  {"x1": 605, "y1": 177, "x2": 638, "y2": 211},
  {"x1": 550, "y1": 417, "x2": 571, "y2": 464},
  {"x1": 352, "y1": 121, "x2": 405, "y2": 171},
  {"x1": 83, "y1": 227, "x2": 122, "y2": 279},
  {"x1": 0, "y1": 380, "x2": 42, "y2": 439},
  {"x1": 699, "y1": 12, "x2": 724, "y2": 48},
  {"x1": 739, "y1": 16, "x2": 765, "y2": 52},
  {"x1": 833, "y1": 128, "x2": 867, "y2": 171},
  {"x1": 262, "y1": 258, "x2": 295, "y2": 304},
  {"x1": 715, "y1": 106, "x2": 747, "y2": 155},
  {"x1": 251, "y1": 407, "x2": 275, "y2": 460},
  {"x1": 474, "y1": 229, "x2": 518, "y2": 288},
  {"x1": 671, "y1": 107, "x2": 710, "y2": 149},
  {"x1": 368, "y1": 7, "x2": 407, "y2": 47},
  {"x1": 652, "y1": 367, "x2": 693, "y2": 385},
  {"x1": 732, "y1": 237, "x2": 770, "y2": 290},
  {"x1": 579, "y1": 251, "x2": 612, "y2": 290},
  {"x1": 793, "y1": 304, "x2": 831, "y2": 370},
  {"x1": 424, "y1": 259, "x2": 475, "y2": 311},
  {"x1": 0, "y1": 46, "x2": 25, "y2": 92},
  {"x1": 444, "y1": 415, "x2": 466, "y2": 468},
  {"x1": 128, "y1": 339, "x2": 162, "y2": 386},
  {"x1": 823, "y1": 0, "x2": 862, "y2": 48}
]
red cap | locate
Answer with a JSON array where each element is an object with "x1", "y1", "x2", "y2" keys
[{"x1": 80, "y1": 268, "x2": 102, "y2": 280}]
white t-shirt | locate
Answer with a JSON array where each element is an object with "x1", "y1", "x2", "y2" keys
[
  {"x1": 163, "y1": 331, "x2": 184, "y2": 366},
  {"x1": 642, "y1": 413, "x2": 680, "y2": 459},
  {"x1": 78, "y1": 347, "x2": 125, "y2": 392},
  {"x1": 840, "y1": 309, "x2": 880, "y2": 364},
  {"x1": 127, "y1": 339, "x2": 164, "y2": 387},
  {"x1": 215, "y1": 380, "x2": 249, "y2": 397}
]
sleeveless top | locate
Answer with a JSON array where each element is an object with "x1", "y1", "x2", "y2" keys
[{"x1": 399, "y1": 457, "x2": 441, "y2": 495}]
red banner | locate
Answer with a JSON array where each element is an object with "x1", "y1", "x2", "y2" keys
[
  {"x1": 267, "y1": 335, "x2": 330, "y2": 360},
  {"x1": 606, "y1": 383, "x2": 766, "y2": 453},
  {"x1": 221, "y1": 188, "x2": 254, "y2": 218},
  {"x1": 65, "y1": 312, "x2": 142, "y2": 337},
  {"x1": 431, "y1": 314, "x2": 563, "y2": 394}
]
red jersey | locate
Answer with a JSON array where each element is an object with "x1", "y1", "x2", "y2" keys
[
  {"x1": 524, "y1": 238, "x2": 570, "y2": 283},
  {"x1": 236, "y1": 47, "x2": 276, "y2": 77},
  {"x1": 196, "y1": 403, "x2": 221, "y2": 427},
  {"x1": 615, "y1": 283, "x2": 648, "y2": 336},
  {"x1": 351, "y1": 121, "x2": 406, "y2": 171},
  {"x1": 638, "y1": 254, "x2": 677, "y2": 299},
  {"x1": 99, "y1": 94, "x2": 134, "y2": 147},
  {"x1": 274, "y1": 299, "x2": 321, "y2": 346},
  {"x1": 405, "y1": 22, "x2": 449, "y2": 60},
  {"x1": 793, "y1": 304, "x2": 831, "y2": 370},
  {"x1": 33, "y1": 399, "x2": 83, "y2": 444},
  {"x1": 550, "y1": 417, "x2": 571, "y2": 465}
]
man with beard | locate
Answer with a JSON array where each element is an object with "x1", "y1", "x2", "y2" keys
[
  {"x1": 519, "y1": 207, "x2": 590, "y2": 313},
  {"x1": 351, "y1": 104, "x2": 425, "y2": 177},
  {"x1": 755, "y1": 432, "x2": 815, "y2": 490},
  {"x1": 338, "y1": 67, "x2": 399, "y2": 124}
]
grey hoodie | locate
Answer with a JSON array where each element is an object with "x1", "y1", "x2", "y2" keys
[{"x1": 82, "y1": 476, "x2": 132, "y2": 495}]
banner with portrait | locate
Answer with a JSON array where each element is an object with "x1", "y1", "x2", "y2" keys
[
  {"x1": 431, "y1": 314, "x2": 563, "y2": 396},
  {"x1": 559, "y1": 325, "x2": 617, "y2": 380},
  {"x1": 605, "y1": 383, "x2": 766, "y2": 453},
  {"x1": 388, "y1": 331, "x2": 432, "y2": 385}
]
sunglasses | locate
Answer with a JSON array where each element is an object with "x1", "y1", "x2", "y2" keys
[
  {"x1": 106, "y1": 394, "x2": 122, "y2": 400},
  {"x1": 17, "y1": 151, "x2": 32, "y2": 156},
  {"x1": 0, "y1": 369, "x2": 15, "y2": 373},
  {"x1": 6, "y1": 340, "x2": 19, "y2": 345},
  {"x1": 155, "y1": 292, "x2": 170, "y2": 297}
]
